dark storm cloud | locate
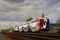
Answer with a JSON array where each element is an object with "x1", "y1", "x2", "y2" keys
[
  {"x1": 0, "y1": 0, "x2": 60, "y2": 29},
  {"x1": 5, "y1": 0, "x2": 25, "y2": 3},
  {"x1": 0, "y1": 0, "x2": 60, "y2": 23},
  {"x1": 0, "y1": 16, "x2": 25, "y2": 21}
]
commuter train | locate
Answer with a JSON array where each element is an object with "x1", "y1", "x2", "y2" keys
[{"x1": 13, "y1": 16, "x2": 50, "y2": 32}]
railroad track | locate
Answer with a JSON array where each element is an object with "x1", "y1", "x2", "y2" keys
[{"x1": 5, "y1": 32, "x2": 60, "y2": 40}]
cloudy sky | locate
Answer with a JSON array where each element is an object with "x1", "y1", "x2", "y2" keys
[{"x1": 0, "y1": 0, "x2": 60, "y2": 29}]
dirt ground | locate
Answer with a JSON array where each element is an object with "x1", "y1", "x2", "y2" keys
[{"x1": 0, "y1": 33, "x2": 11, "y2": 40}]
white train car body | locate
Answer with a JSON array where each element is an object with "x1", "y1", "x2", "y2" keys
[
  {"x1": 19, "y1": 24, "x2": 23, "y2": 32},
  {"x1": 14, "y1": 26, "x2": 19, "y2": 32},
  {"x1": 29, "y1": 19, "x2": 38, "y2": 32},
  {"x1": 23, "y1": 23, "x2": 29, "y2": 32}
]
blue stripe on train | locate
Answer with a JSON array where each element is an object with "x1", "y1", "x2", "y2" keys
[
  {"x1": 28, "y1": 26, "x2": 32, "y2": 32},
  {"x1": 46, "y1": 19, "x2": 50, "y2": 30}
]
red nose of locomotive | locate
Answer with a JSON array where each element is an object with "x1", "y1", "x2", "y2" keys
[
  {"x1": 37, "y1": 17, "x2": 49, "y2": 31},
  {"x1": 37, "y1": 18, "x2": 44, "y2": 30}
]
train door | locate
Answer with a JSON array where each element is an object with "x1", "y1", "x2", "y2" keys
[
  {"x1": 43, "y1": 17, "x2": 47, "y2": 29},
  {"x1": 43, "y1": 21, "x2": 47, "y2": 29}
]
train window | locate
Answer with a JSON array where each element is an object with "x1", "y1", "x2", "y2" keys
[
  {"x1": 44, "y1": 22, "x2": 45, "y2": 25},
  {"x1": 44, "y1": 22, "x2": 47, "y2": 25},
  {"x1": 31, "y1": 20, "x2": 36, "y2": 23}
]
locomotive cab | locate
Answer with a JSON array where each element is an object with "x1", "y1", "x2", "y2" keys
[{"x1": 37, "y1": 17, "x2": 49, "y2": 31}]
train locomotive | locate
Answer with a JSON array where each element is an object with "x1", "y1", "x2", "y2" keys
[{"x1": 13, "y1": 14, "x2": 50, "y2": 32}]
